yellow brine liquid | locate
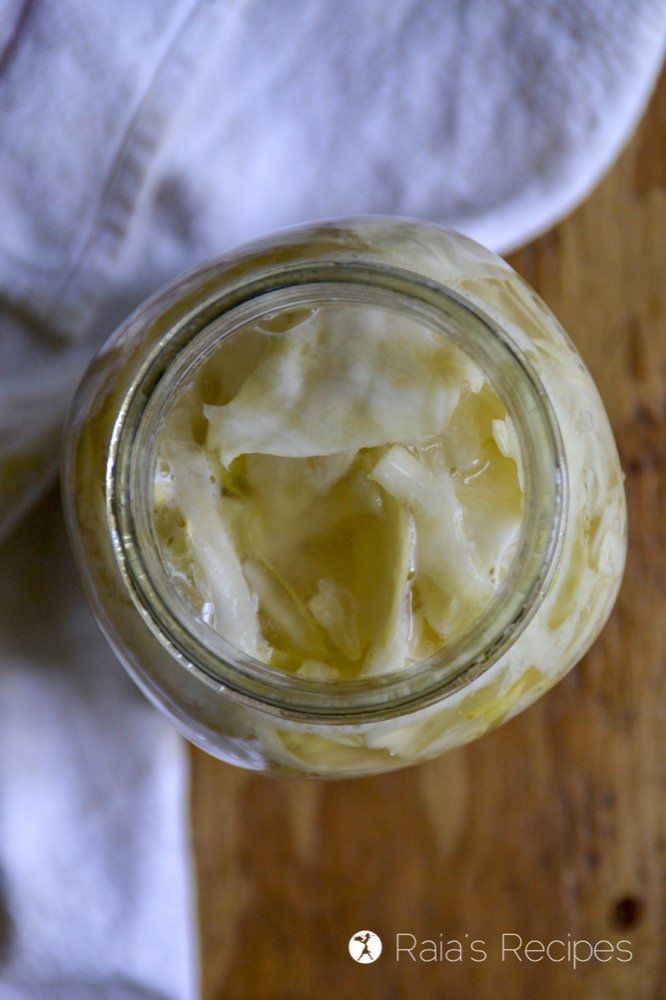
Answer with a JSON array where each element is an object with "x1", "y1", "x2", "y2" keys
[{"x1": 153, "y1": 302, "x2": 524, "y2": 679}]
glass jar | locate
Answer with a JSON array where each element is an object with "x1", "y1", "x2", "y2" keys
[{"x1": 62, "y1": 217, "x2": 626, "y2": 778}]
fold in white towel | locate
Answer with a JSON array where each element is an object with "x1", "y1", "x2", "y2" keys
[{"x1": 0, "y1": 1, "x2": 663, "y2": 997}]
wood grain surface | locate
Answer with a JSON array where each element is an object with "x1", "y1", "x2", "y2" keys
[{"x1": 190, "y1": 74, "x2": 665, "y2": 1000}]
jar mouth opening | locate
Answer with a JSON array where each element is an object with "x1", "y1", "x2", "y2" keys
[{"x1": 109, "y1": 260, "x2": 567, "y2": 723}]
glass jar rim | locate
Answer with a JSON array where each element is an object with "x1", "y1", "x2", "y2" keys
[{"x1": 108, "y1": 257, "x2": 567, "y2": 724}]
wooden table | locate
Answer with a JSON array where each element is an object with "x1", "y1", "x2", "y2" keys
[{"x1": 191, "y1": 75, "x2": 665, "y2": 1000}]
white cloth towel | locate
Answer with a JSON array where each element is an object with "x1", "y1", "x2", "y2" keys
[
  {"x1": 0, "y1": 1, "x2": 663, "y2": 997},
  {"x1": 0, "y1": 493, "x2": 195, "y2": 1000}
]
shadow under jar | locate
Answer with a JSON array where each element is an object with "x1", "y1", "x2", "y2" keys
[{"x1": 62, "y1": 218, "x2": 626, "y2": 778}]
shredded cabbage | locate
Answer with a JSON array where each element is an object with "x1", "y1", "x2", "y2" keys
[
  {"x1": 204, "y1": 306, "x2": 476, "y2": 463},
  {"x1": 154, "y1": 303, "x2": 523, "y2": 677}
]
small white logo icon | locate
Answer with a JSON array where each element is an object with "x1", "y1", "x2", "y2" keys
[{"x1": 349, "y1": 930, "x2": 382, "y2": 964}]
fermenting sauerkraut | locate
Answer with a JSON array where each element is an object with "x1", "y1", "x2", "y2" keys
[
  {"x1": 62, "y1": 218, "x2": 627, "y2": 777},
  {"x1": 154, "y1": 303, "x2": 524, "y2": 681}
]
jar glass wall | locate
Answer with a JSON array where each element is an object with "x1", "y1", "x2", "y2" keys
[{"x1": 62, "y1": 218, "x2": 626, "y2": 777}]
